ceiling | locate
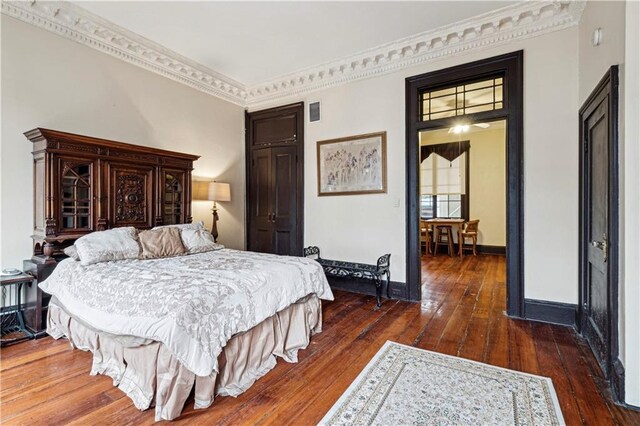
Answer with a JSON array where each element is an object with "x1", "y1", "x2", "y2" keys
[
  {"x1": 77, "y1": 1, "x2": 515, "y2": 86},
  {"x1": 420, "y1": 119, "x2": 506, "y2": 145}
]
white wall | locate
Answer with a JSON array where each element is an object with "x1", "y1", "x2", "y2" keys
[
  {"x1": 622, "y1": 0, "x2": 640, "y2": 406},
  {"x1": 0, "y1": 17, "x2": 246, "y2": 270},
  {"x1": 251, "y1": 27, "x2": 579, "y2": 303},
  {"x1": 421, "y1": 126, "x2": 507, "y2": 247},
  {"x1": 578, "y1": 0, "x2": 638, "y2": 406}
]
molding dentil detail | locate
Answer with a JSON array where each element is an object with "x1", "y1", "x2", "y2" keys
[{"x1": 2, "y1": 1, "x2": 585, "y2": 108}]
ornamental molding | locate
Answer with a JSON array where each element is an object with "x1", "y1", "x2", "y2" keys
[
  {"x1": 1, "y1": 0, "x2": 248, "y2": 106},
  {"x1": 2, "y1": 1, "x2": 585, "y2": 108},
  {"x1": 245, "y1": 0, "x2": 586, "y2": 107}
]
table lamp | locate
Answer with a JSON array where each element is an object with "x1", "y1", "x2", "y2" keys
[{"x1": 193, "y1": 180, "x2": 231, "y2": 242}]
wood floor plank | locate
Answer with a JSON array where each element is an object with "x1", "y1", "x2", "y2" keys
[
  {"x1": 530, "y1": 322, "x2": 583, "y2": 426},
  {"x1": 1, "y1": 254, "x2": 638, "y2": 425}
]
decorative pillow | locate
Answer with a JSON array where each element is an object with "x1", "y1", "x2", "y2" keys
[
  {"x1": 75, "y1": 227, "x2": 140, "y2": 266},
  {"x1": 138, "y1": 227, "x2": 187, "y2": 259},
  {"x1": 180, "y1": 228, "x2": 224, "y2": 254},
  {"x1": 63, "y1": 245, "x2": 80, "y2": 261},
  {"x1": 152, "y1": 221, "x2": 204, "y2": 231}
]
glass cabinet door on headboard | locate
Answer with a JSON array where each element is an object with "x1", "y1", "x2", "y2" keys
[
  {"x1": 162, "y1": 170, "x2": 186, "y2": 225},
  {"x1": 59, "y1": 158, "x2": 95, "y2": 232}
]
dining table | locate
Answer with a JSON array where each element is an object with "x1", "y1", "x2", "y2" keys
[{"x1": 422, "y1": 218, "x2": 466, "y2": 256}]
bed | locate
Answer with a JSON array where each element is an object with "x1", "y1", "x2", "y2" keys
[
  {"x1": 24, "y1": 129, "x2": 332, "y2": 420},
  {"x1": 39, "y1": 246, "x2": 333, "y2": 421}
]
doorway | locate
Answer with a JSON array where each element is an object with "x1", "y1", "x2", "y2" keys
[
  {"x1": 578, "y1": 66, "x2": 620, "y2": 400},
  {"x1": 405, "y1": 51, "x2": 524, "y2": 316},
  {"x1": 419, "y1": 119, "x2": 507, "y2": 256}
]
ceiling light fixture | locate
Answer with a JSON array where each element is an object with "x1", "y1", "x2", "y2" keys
[
  {"x1": 448, "y1": 122, "x2": 491, "y2": 134},
  {"x1": 451, "y1": 124, "x2": 470, "y2": 134}
]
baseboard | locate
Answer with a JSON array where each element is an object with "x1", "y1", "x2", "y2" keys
[
  {"x1": 327, "y1": 277, "x2": 409, "y2": 301},
  {"x1": 477, "y1": 245, "x2": 506, "y2": 255},
  {"x1": 428, "y1": 243, "x2": 506, "y2": 255},
  {"x1": 523, "y1": 298, "x2": 577, "y2": 327},
  {"x1": 612, "y1": 357, "x2": 625, "y2": 403}
]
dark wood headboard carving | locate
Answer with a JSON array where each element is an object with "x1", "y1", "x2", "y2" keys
[{"x1": 24, "y1": 128, "x2": 200, "y2": 264}]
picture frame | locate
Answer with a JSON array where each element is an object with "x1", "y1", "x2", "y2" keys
[{"x1": 317, "y1": 131, "x2": 387, "y2": 196}]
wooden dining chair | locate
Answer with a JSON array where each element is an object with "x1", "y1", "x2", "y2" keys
[
  {"x1": 420, "y1": 220, "x2": 433, "y2": 255},
  {"x1": 459, "y1": 219, "x2": 480, "y2": 256}
]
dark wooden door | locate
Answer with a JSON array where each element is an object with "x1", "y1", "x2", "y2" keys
[
  {"x1": 246, "y1": 103, "x2": 304, "y2": 256},
  {"x1": 249, "y1": 148, "x2": 274, "y2": 253},
  {"x1": 271, "y1": 146, "x2": 298, "y2": 255},
  {"x1": 579, "y1": 66, "x2": 619, "y2": 386}
]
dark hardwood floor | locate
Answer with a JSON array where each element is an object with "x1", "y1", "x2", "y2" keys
[{"x1": 1, "y1": 254, "x2": 638, "y2": 424}]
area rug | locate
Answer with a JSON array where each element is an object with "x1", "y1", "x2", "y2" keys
[{"x1": 320, "y1": 341, "x2": 564, "y2": 426}]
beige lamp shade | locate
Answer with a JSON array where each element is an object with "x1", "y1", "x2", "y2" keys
[
  {"x1": 208, "y1": 182, "x2": 231, "y2": 202},
  {"x1": 193, "y1": 180, "x2": 231, "y2": 202}
]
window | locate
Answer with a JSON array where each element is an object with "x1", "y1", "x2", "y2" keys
[
  {"x1": 420, "y1": 77, "x2": 504, "y2": 121},
  {"x1": 420, "y1": 149, "x2": 469, "y2": 220}
]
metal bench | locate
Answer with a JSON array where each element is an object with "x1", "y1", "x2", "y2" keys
[{"x1": 303, "y1": 246, "x2": 391, "y2": 307}]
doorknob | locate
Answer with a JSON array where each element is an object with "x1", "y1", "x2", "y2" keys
[{"x1": 590, "y1": 233, "x2": 608, "y2": 262}]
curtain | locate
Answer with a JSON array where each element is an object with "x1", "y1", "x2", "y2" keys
[{"x1": 420, "y1": 141, "x2": 469, "y2": 195}]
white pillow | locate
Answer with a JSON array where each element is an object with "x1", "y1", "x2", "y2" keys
[
  {"x1": 75, "y1": 227, "x2": 140, "y2": 266},
  {"x1": 180, "y1": 228, "x2": 224, "y2": 254},
  {"x1": 152, "y1": 221, "x2": 204, "y2": 231},
  {"x1": 63, "y1": 245, "x2": 80, "y2": 261}
]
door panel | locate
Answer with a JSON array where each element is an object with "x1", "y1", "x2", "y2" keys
[
  {"x1": 254, "y1": 228, "x2": 273, "y2": 254},
  {"x1": 249, "y1": 149, "x2": 272, "y2": 252},
  {"x1": 579, "y1": 66, "x2": 618, "y2": 390},
  {"x1": 108, "y1": 163, "x2": 154, "y2": 229},
  {"x1": 584, "y1": 98, "x2": 610, "y2": 376},
  {"x1": 274, "y1": 230, "x2": 292, "y2": 256},
  {"x1": 56, "y1": 156, "x2": 96, "y2": 234},
  {"x1": 160, "y1": 169, "x2": 187, "y2": 225},
  {"x1": 252, "y1": 114, "x2": 298, "y2": 147},
  {"x1": 272, "y1": 146, "x2": 298, "y2": 255},
  {"x1": 252, "y1": 150, "x2": 272, "y2": 221}
]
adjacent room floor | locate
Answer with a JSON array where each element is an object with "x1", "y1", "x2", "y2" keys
[{"x1": 1, "y1": 255, "x2": 638, "y2": 425}]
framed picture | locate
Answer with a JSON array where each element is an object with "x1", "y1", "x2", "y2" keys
[{"x1": 317, "y1": 131, "x2": 387, "y2": 196}]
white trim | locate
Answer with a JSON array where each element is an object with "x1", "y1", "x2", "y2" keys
[
  {"x1": 1, "y1": 0, "x2": 247, "y2": 106},
  {"x1": 245, "y1": 0, "x2": 586, "y2": 108},
  {"x1": 2, "y1": 1, "x2": 585, "y2": 108}
]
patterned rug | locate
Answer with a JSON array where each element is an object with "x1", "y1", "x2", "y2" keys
[{"x1": 320, "y1": 341, "x2": 564, "y2": 426}]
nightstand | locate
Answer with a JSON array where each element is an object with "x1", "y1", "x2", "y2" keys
[{"x1": 1, "y1": 273, "x2": 36, "y2": 347}]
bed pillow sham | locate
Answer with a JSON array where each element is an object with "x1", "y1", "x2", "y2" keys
[
  {"x1": 152, "y1": 220, "x2": 204, "y2": 231},
  {"x1": 75, "y1": 227, "x2": 140, "y2": 266},
  {"x1": 63, "y1": 245, "x2": 80, "y2": 261},
  {"x1": 138, "y1": 227, "x2": 187, "y2": 259},
  {"x1": 180, "y1": 228, "x2": 224, "y2": 254}
]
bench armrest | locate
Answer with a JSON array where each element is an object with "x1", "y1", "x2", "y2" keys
[
  {"x1": 303, "y1": 246, "x2": 320, "y2": 259},
  {"x1": 376, "y1": 254, "x2": 391, "y2": 273}
]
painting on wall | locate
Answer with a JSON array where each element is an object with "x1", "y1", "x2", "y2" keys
[{"x1": 317, "y1": 131, "x2": 387, "y2": 196}]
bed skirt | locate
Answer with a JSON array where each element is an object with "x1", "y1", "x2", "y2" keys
[{"x1": 46, "y1": 295, "x2": 322, "y2": 421}]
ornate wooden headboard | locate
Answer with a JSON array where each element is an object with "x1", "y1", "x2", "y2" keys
[{"x1": 24, "y1": 128, "x2": 200, "y2": 263}]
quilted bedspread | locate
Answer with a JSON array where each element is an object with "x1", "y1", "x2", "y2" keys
[{"x1": 40, "y1": 249, "x2": 333, "y2": 376}]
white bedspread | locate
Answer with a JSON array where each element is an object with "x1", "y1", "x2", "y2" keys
[{"x1": 39, "y1": 249, "x2": 333, "y2": 376}]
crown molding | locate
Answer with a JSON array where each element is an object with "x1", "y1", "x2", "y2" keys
[
  {"x1": 1, "y1": 0, "x2": 248, "y2": 106},
  {"x1": 245, "y1": 1, "x2": 586, "y2": 107},
  {"x1": 2, "y1": 1, "x2": 585, "y2": 108}
]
